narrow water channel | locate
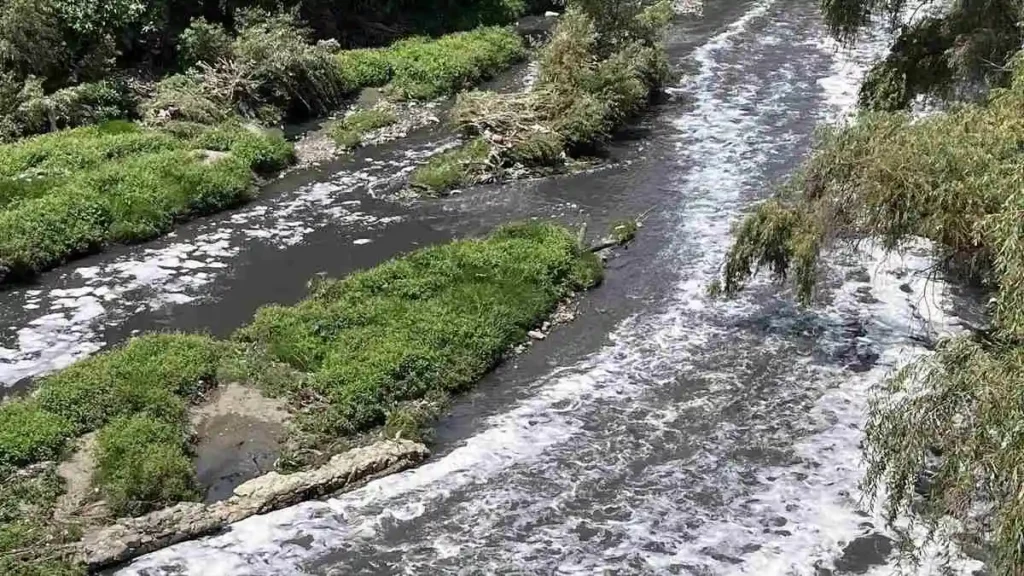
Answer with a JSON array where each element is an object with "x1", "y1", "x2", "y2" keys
[{"x1": 10, "y1": 0, "x2": 983, "y2": 573}]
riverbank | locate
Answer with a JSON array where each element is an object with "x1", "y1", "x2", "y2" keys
[
  {"x1": 0, "y1": 24, "x2": 533, "y2": 286},
  {"x1": 0, "y1": 222, "x2": 603, "y2": 573}
]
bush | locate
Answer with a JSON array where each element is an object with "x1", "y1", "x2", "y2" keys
[
  {"x1": 449, "y1": 3, "x2": 672, "y2": 173},
  {"x1": 0, "y1": 77, "x2": 134, "y2": 141},
  {"x1": 0, "y1": 401, "x2": 73, "y2": 467},
  {"x1": 178, "y1": 17, "x2": 233, "y2": 69},
  {"x1": 215, "y1": 12, "x2": 350, "y2": 123},
  {"x1": 36, "y1": 333, "x2": 219, "y2": 434},
  {"x1": 93, "y1": 415, "x2": 198, "y2": 517},
  {"x1": 234, "y1": 222, "x2": 601, "y2": 446}
]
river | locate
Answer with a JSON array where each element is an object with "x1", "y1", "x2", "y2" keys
[{"x1": 2, "y1": 0, "x2": 984, "y2": 573}]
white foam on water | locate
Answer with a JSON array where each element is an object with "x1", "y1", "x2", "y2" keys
[
  {"x1": 121, "y1": 2, "x2": 981, "y2": 575},
  {"x1": 0, "y1": 143, "x2": 462, "y2": 386}
]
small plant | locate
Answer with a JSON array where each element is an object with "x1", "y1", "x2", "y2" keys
[{"x1": 609, "y1": 219, "x2": 639, "y2": 245}]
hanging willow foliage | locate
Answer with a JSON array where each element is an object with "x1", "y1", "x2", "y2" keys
[{"x1": 718, "y1": 49, "x2": 1024, "y2": 574}]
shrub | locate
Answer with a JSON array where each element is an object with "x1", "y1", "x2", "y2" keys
[
  {"x1": 217, "y1": 12, "x2": 349, "y2": 123},
  {"x1": 178, "y1": 17, "x2": 233, "y2": 69},
  {"x1": 716, "y1": 47, "x2": 1024, "y2": 575},
  {"x1": 93, "y1": 415, "x2": 198, "y2": 517},
  {"x1": 327, "y1": 107, "x2": 397, "y2": 148},
  {"x1": 0, "y1": 466, "x2": 83, "y2": 574},
  {"x1": 449, "y1": 3, "x2": 672, "y2": 173},
  {"x1": 408, "y1": 138, "x2": 492, "y2": 194},
  {"x1": 0, "y1": 401, "x2": 73, "y2": 467},
  {"x1": 143, "y1": 74, "x2": 230, "y2": 126},
  {"x1": 234, "y1": 222, "x2": 601, "y2": 447}
]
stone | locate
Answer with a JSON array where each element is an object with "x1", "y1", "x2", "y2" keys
[
  {"x1": 528, "y1": 330, "x2": 546, "y2": 340},
  {"x1": 78, "y1": 440, "x2": 430, "y2": 570},
  {"x1": 544, "y1": 10, "x2": 560, "y2": 17}
]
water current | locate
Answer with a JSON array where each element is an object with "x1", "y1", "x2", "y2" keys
[{"x1": 2, "y1": 0, "x2": 987, "y2": 573}]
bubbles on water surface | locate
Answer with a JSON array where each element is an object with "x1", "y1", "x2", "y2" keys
[{"x1": 120, "y1": 2, "x2": 982, "y2": 575}]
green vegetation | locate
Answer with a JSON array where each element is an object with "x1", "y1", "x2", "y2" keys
[
  {"x1": 328, "y1": 107, "x2": 398, "y2": 148},
  {"x1": 0, "y1": 466, "x2": 82, "y2": 575},
  {"x1": 94, "y1": 415, "x2": 198, "y2": 517},
  {"x1": 821, "y1": 0, "x2": 1023, "y2": 111},
  {"x1": 0, "y1": 121, "x2": 292, "y2": 282},
  {"x1": 0, "y1": 222, "x2": 601, "y2": 569},
  {"x1": 717, "y1": 39, "x2": 1024, "y2": 575},
  {"x1": 334, "y1": 26, "x2": 525, "y2": 100},
  {"x1": 231, "y1": 222, "x2": 602, "y2": 455},
  {"x1": 432, "y1": 0, "x2": 673, "y2": 194},
  {"x1": 408, "y1": 138, "x2": 492, "y2": 194},
  {"x1": 0, "y1": 1, "x2": 535, "y2": 139}
]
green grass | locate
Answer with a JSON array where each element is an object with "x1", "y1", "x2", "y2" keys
[
  {"x1": 93, "y1": 415, "x2": 198, "y2": 517},
  {"x1": 0, "y1": 401, "x2": 73, "y2": 467},
  {"x1": 232, "y1": 222, "x2": 602, "y2": 450},
  {"x1": 0, "y1": 333, "x2": 219, "y2": 471},
  {"x1": 36, "y1": 333, "x2": 219, "y2": 435},
  {"x1": 327, "y1": 108, "x2": 398, "y2": 149},
  {"x1": 0, "y1": 466, "x2": 83, "y2": 575},
  {"x1": 0, "y1": 121, "x2": 293, "y2": 282},
  {"x1": 334, "y1": 27, "x2": 526, "y2": 100},
  {"x1": 0, "y1": 223, "x2": 600, "y2": 527},
  {"x1": 408, "y1": 138, "x2": 491, "y2": 194}
]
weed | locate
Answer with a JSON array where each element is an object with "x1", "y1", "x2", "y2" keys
[{"x1": 408, "y1": 138, "x2": 491, "y2": 194}]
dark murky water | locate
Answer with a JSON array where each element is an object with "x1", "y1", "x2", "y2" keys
[{"x1": 0, "y1": 0, "x2": 982, "y2": 573}]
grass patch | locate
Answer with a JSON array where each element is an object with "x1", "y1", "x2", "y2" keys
[
  {"x1": 36, "y1": 333, "x2": 219, "y2": 435},
  {"x1": 327, "y1": 108, "x2": 398, "y2": 149},
  {"x1": 408, "y1": 138, "x2": 491, "y2": 194},
  {"x1": 0, "y1": 401, "x2": 73, "y2": 467},
  {"x1": 0, "y1": 466, "x2": 82, "y2": 575},
  {"x1": 232, "y1": 222, "x2": 602, "y2": 456},
  {"x1": 450, "y1": 2, "x2": 672, "y2": 176},
  {"x1": 334, "y1": 27, "x2": 526, "y2": 100},
  {"x1": 93, "y1": 415, "x2": 198, "y2": 517},
  {"x1": 0, "y1": 121, "x2": 293, "y2": 281}
]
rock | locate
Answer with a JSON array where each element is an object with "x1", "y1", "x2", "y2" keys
[
  {"x1": 899, "y1": 282, "x2": 913, "y2": 294},
  {"x1": 544, "y1": 10, "x2": 560, "y2": 17},
  {"x1": 78, "y1": 440, "x2": 430, "y2": 570},
  {"x1": 528, "y1": 330, "x2": 546, "y2": 340}
]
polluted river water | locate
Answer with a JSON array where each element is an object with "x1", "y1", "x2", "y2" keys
[{"x1": 1, "y1": 0, "x2": 985, "y2": 574}]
